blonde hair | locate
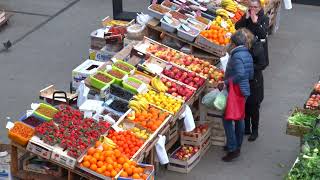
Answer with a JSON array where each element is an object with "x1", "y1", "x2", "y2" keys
[{"x1": 238, "y1": 28, "x2": 255, "y2": 49}]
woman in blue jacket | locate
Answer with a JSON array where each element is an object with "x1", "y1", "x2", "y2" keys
[{"x1": 218, "y1": 30, "x2": 254, "y2": 162}]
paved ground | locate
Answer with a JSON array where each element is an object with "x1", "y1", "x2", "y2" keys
[{"x1": 0, "y1": 1, "x2": 319, "y2": 179}]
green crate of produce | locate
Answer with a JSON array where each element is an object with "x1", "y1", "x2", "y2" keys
[
  {"x1": 33, "y1": 103, "x2": 58, "y2": 121},
  {"x1": 112, "y1": 60, "x2": 136, "y2": 74},
  {"x1": 106, "y1": 68, "x2": 127, "y2": 85},
  {"x1": 123, "y1": 77, "x2": 143, "y2": 94},
  {"x1": 90, "y1": 71, "x2": 115, "y2": 90}
]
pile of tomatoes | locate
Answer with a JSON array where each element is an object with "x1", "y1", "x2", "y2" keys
[{"x1": 107, "y1": 130, "x2": 144, "y2": 158}]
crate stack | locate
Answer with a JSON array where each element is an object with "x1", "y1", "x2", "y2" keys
[{"x1": 167, "y1": 121, "x2": 211, "y2": 173}]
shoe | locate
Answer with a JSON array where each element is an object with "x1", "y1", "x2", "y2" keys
[
  {"x1": 222, "y1": 150, "x2": 240, "y2": 162},
  {"x1": 248, "y1": 133, "x2": 258, "y2": 141}
]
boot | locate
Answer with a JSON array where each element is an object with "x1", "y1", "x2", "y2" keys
[
  {"x1": 223, "y1": 146, "x2": 228, "y2": 151},
  {"x1": 244, "y1": 117, "x2": 251, "y2": 135},
  {"x1": 248, "y1": 131, "x2": 258, "y2": 141},
  {"x1": 222, "y1": 149, "x2": 240, "y2": 162}
]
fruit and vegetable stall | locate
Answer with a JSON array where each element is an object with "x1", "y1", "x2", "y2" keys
[
  {"x1": 6, "y1": 0, "x2": 283, "y2": 179},
  {"x1": 285, "y1": 81, "x2": 320, "y2": 179}
]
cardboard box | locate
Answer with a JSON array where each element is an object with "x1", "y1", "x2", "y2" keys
[
  {"x1": 50, "y1": 147, "x2": 77, "y2": 169},
  {"x1": 72, "y1": 60, "x2": 105, "y2": 89},
  {"x1": 26, "y1": 136, "x2": 54, "y2": 160},
  {"x1": 89, "y1": 48, "x2": 117, "y2": 62}
]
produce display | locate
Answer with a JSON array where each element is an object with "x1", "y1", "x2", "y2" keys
[
  {"x1": 94, "y1": 73, "x2": 112, "y2": 83},
  {"x1": 287, "y1": 129, "x2": 320, "y2": 180},
  {"x1": 182, "y1": 124, "x2": 209, "y2": 137},
  {"x1": 162, "y1": 66, "x2": 205, "y2": 89},
  {"x1": 9, "y1": 122, "x2": 34, "y2": 141},
  {"x1": 107, "y1": 69, "x2": 126, "y2": 79},
  {"x1": 195, "y1": 16, "x2": 210, "y2": 25},
  {"x1": 126, "y1": 79, "x2": 142, "y2": 89},
  {"x1": 160, "y1": 77, "x2": 195, "y2": 100},
  {"x1": 172, "y1": 145, "x2": 199, "y2": 161},
  {"x1": 211, "y1": 16, "x2": 236, "y2": 34},
  {"x1": 35, "y1": 105, "x2": 57, "y2": 119},
  {"x1": 146, "y1": 44, "x2": 224, "y2": 84},
  {"x1": 305, "y1": 94, "x2": 320, "y2": 110},
  {"x1": 104, "y1": 20, "x2": 130, "y2": 26},
  {"x1": 163, "y1": 16, "x2": 180, "y2": 27},
  {"x1": 127, "y1": 106, "x2": 170, "y2": 132},
  {"x1": 313, "y1": 82, "x2": 320, "y2": 93},
  {"x1": 200, "y1": 25, "x2": 231, "y2": 46},
  {"x1": 36, "y1": 105, "x2": 110, "y2": 158},
  {"x1": 151, "y1": 77, "x2": 168, "y2": 92},
  {"x1": 132, "y1": 74, "x2": 152, "y2": 84},
  {"x1": 107, "y1": 130, "x2": 144, "y2": 158},
  {"x1": 149, "y1": 4, "x2": 170, "y2": 14},
  {"x1": 221, "y1": 0, "x2": 238, "y2": 13},
  {"x1": 130, "y1": 127, "x2": 151, "y2": 140},
  {"x1": 231, "y1": 9, "x2": 245, "y2": 23},
  {"x1": 114, "y1": 61, "x2": 134, "y2": 73},
  {"x1": 135, "y1": 90, "x2": 182, "y2": 114},
  {"x1": 129, "y1": 99, "x2": 150, "y2": 113},
  {"x1": 178, "y1": 25, "x2": 199, "y2": 36},
  {"x1": 22, "y1": 116, "x2": 43, "y2": 127},
  {"x1": 109, "y1": 99, "x2": 129, "y2": 113},
  {"x1": 162, "y1": 1, "x2": 179, "y2": 10},
  {"x1": 110, "y1": 84, "x2": 134, "y2": 101},
  {"x1": 169, "y1": 11, "x2": 188, "y2": 20},
  {"x1": 288, "y1": 110, "x2": 319, "y2": 128}
]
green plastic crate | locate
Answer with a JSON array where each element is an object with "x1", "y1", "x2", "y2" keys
[
  {"x1": 90, "y1": 71, "x2": 115, "y2": 90},
  {"x1": 123, "y1": 77, "x2": 143, "y2": 94},
  {"x1": 33, "y1": 103, "x2": 58, "y2": 121},
  {"x1": 106, "y1": 68, "x2": 126, "y2": 85},
  {"x1": 112, "y1": 60, "x2": 135, "y2": 74}
]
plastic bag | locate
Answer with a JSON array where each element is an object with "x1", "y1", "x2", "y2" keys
[
  {"x1": 77, "y1": 81, "x2": 90, "y2": 107},
  {"x1": 202, "y1": 89, "x2": 220, "y2": 108},
  {"x1": 283, "y1": 0, "x2": 292, "y2": 10},
  {"x1": 214, "y1": 90, "x2": 227, "y2": 111},
  {"x1": 220, "y1": 53, "x2": 229, "y2": 72},
  {"x1": 182, "y1": 105, "x2": 195, "y2": 132},
  {"x1": 155, "y1": 135, "x2": 169, "y2": 164},
  {"x1": 136, "y1": 13, "x2": 151, "y2": 25}
]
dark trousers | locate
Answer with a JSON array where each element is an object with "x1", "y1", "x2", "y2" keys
[{"x1": 245, "y1": 102, "x2": 261, "y2": 134}]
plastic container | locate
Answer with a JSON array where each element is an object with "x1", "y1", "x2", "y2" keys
[
  {"x1": 33, "y1": 103, "x2": 58, "y2": 121},
  {"x1": 106, "y1": 68, "x2": 127, "y2": 85},
  {"x1": 161, "y1": 1, "x2": 180, "y2": 11},
  {"x1": 122, "y1": 77, "x2": 143, "y2": 94},
  {"x1": 177, "y1": 25, "x2": 200, "y2": 42},
  {"x1": 126, "y1": 24, "x2": 147, "y2": 41},
  {"x1": 160, "y1": 17, "x2": 181, "y2": 33},
  {"x1": 112, "y1": 60, "x2": 135, "y2": 74},
  {"x1": 8, "y1": 122, "x2": 35, "y2": 146},
  {"x1": 20, "y1": 115, "x2": 44, "y2": 128},
  {"x1": 187, "y1": 18, "x2": 207, "y2": 31},
  {"x1": 148, "y1": 4, "x2": 170, "y2": 19},
  {"x1": 90, "y1": 71, "x2": 115, "y2": 90}
]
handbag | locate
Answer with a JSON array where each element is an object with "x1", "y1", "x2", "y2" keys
[{"x1": 224, "y1": 79, "x2": 245, "y2": 120}]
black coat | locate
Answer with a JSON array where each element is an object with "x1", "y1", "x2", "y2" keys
[{"x1": 236, "y1": 10, "x2": 269, "y2": 104}]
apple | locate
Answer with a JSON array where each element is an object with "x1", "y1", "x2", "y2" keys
[
  {"x1": 171, "y1": 82, "x2": 177, "y2": 88},
  {"x1": 166, "y1": 81, "x2": 172, "y2": 87},
  {"x1": 171, "y1": 88, "x2": 177, "y2": 92},
  {"x1": 161, "y1": 77, "x2": 168, "y2": 83}
]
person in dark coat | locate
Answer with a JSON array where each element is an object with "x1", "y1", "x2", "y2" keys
[
  {"x1": 235, "y1": 0, "x2": 269, "y2": 141},
  {"x1": 218, "y1": 30, "x2": 254, "y2": 162}
]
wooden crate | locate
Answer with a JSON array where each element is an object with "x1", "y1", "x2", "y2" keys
[
  {"x1": 200, "y1": 138, "x2": 211, "y2": 157},
  {"x1": 167, "y1": 146, "x2": 201, "y2": 173},
  {"x1": 194, "y1": 35, "x2": 226, "y2": 57},
  {"x1": 286, "y1": 122, "x2": 312, "y2": 137},
  {"x1": 180, "y1": 121, "x2": 211, "y2": 146}
]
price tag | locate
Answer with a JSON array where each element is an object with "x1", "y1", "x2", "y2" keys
[
  {"x1": 152, "y1": 0, "x2": 157, "y2": 5},
  {"x1": 163, "y1": 16, "x2": 173, "y2": 24},
  {"x1": 220, "y1": 20, "x2": 228, "y2": 29},
  {"x1": 226, "y1": 11, "x2": 235, "y2": 18}
]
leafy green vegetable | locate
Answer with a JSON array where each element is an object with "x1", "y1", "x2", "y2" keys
[{"x1": 288, "y1": 112, "x2": 319, "y2": 128}]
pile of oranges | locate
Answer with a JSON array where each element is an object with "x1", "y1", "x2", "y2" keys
[
  {"x1": 200, "y1": 25, "x2": 230, "y2": 46},
  {"x1": 107, "y1": 130, "x2": 144, "y2": 158},
  {"x1": 80, "y1": 141, "x2": 149, "y2": 179},
  {"x1": 130, "y1": 107, "x2": 170, "y2": 132}
]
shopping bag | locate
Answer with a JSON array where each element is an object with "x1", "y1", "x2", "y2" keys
[
  {"x1": 155, "y1": 135, "x2": 169, "y2": 164},
  {"x1": 224, "y1": 79, "x2": 245, "y2": 120},
  {"x1": 214, "y1": 90, "x2": 227, "y2": 111},
  {"x1": 202, "y1": 89, "x2": 220, "y2": 108}
]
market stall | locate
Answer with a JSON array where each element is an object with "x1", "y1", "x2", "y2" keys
[{"x1": 6, "y1": 0, "x2": 284, "y2": 179}]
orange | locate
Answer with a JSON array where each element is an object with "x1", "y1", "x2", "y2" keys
[
  {"x1": 125, "y1": 167, "x2": 133, "y2": 176},
  {"x1": 133, "y1": 167, "x2": 140, "y2": 174},
  {"x1": 117, "y1": 157, "x2": 125, "y2": 164},
  {"x1": 95, "y1": 141, "x2": 101, "y2": 148},
  {"x1": 106, "y1": 164, "x2": 113, "y2": 171},
  {"x1": 132, "y1": 173, "x2": 141, "y2": 179},
  {"x1": 89, "y1": 157, "x2": 97, "y2": 164},
  {"x1": 93, "y1": 152, "x2": 100, "y2": 159},
  {"x1": 102, "y1": 144, "x2": 109, "y2": 151},
  {"x1": 130, "y1": 161, "x2": 137, "y2": 167},
  {"x1": 90, "y1": 164, "x2": 98, "y2": 171},
  {"x1": 105, "y1": 150, "x2": 113, "y2": 157},
  {"x1": 106, "y1": 157, "x2": 113, "y2": 164},
  {"x1": 98, "y1": 155, "x2": 105, "y2": 162},
  {"x1": 83, "y1": 161, "x2": 90, "y2": 168},
  {"x1": 104, "y1": 171, "x2": 111, "y2": 177},
  {"x1": 110, "y1": 170, "x2": 117, "y2": 177},
  {"x1": 96, "y1": 168, "x2": 103, "y2": 174},
  {"x1": 120, "y1": 171, "x2": 128, "y2": 178},
  {"x1": 123, "y1": 162, "x2": 130, "y2": 169},
  {"x1": 137, "y1": 167, "x2": 144, "y2": 174},
  {"x1": 97, "y1": 161, "x2": 104, "y2": 168},
  {"x1": 142, "y1": 174, "x2": 148, "y2": 180},
  {"x1": 96, "y1": 149, "x2": 103, "y2": 154},
  {"x1": 83, "y1": 155, "x2": 91, "y2": 162},
  {"x1": 101, "y1": 165, "x2": 107, "y2": 172},
  {"x1": 87, "y1": 147, "x2": 95, "y2": 155},
  {"x1": 114, "y1": 149, "x2": 121, "y2": 158},
  {"x1": 115, "y1": 168, "x2": 121, "y2": 173}
]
